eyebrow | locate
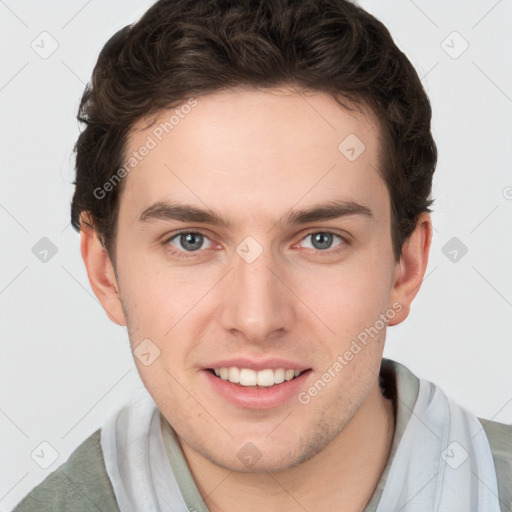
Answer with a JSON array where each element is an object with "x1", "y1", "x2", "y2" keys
[{"x1": 138, "y1": 199, "x2": 374, "y2": 228}]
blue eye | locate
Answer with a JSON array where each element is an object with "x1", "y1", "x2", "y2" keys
[
  {"x1": 301, "y1": 232, "x2": 344, "y2": 251},
  {"x1": 168, "y1": 232, "x2": 213, "y2": 252},
  {"x1": 163, "y1": 230, "x2": 347, "y2": 260}
]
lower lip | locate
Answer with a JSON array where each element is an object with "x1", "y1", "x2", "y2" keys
[{"x1": 203, "y1": 370, "x2": 311, "y2": 410}]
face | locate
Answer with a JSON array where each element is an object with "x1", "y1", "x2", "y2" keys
[{"x1": 97, "y1": 87, "x2": 412, "y2": 473}]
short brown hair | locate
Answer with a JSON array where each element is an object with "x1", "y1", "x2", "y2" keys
[{"x1": 70, "y1": 0, "x2": 437, "y2": 263}]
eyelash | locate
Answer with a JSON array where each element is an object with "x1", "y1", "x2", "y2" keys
[{"x1": 163, "y1": 229, "x2": 349, "y2": 259}]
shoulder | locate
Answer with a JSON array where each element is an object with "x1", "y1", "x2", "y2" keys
[
  {"x1": 12, "y1": 429, "x2": 120, "y2": 512},
  {"x1": 479, "y1": 417, "x2": 512, "y2": 511}
]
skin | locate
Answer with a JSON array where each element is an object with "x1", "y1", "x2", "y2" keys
[{"x1": 80, "y1": 86, "x2": 431, "y2": 511}]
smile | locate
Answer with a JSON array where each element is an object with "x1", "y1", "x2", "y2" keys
[{"x1": 209, "y1": 367, "x2": 305, "y2": 387}]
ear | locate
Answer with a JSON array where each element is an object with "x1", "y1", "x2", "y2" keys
[
  {"x1": 388, "y1": 212, "x2": 432, "y2": 326},
  {"x1": 79, "y1": 212, "x2": 127, "y2": 326}
]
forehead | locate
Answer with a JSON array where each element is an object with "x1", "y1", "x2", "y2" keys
[{"x1": 120, "y1": 87, "x2": 386, "y2": 225}]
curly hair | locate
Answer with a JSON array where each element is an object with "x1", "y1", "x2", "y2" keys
[{"x1": 70, "y1": 0, "x2": 437, "y2": 263}]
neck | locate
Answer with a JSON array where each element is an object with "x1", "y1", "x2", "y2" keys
[{"x1": 179, "y1": 380, "x2": 395, "y2": 512}]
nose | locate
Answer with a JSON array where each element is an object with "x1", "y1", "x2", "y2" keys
[{"x1": 218, "y1": 244, "x2": 296, "y2": 345}]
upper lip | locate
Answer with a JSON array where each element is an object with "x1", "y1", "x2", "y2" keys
[{"x1": 205, "y1": 358, "x2": 311, "y2": 372}]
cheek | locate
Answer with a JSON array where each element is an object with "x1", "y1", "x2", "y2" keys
[
  {"x1": 116, "y1": 258, "x2": 214, "y2": 371},
  {"x1": 292, "y1": 255, "x2": 392, "y2": 335},
  {"x1": 116, "y1": 246, "x2": 187, "y2": 323}
]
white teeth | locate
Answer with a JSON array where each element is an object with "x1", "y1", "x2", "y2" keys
[
  {"x1": 284, "y1": 369, "x2": 295, "y2": 381},
  {"x1": 228, "y1": 367, "x2": 240, "y2": 383},
  {"x1": 212, "y1": 367, "x2": 304, "y2": 387},
  {"x1": 239, "y1": 368, "x2": 257, "y2": 386},
  {"x1": 274, "y1": 368, "x2": 285, "y2": 384},
  {"x1": 256, "y1": 369, "x2": 275, "y2": 387}
]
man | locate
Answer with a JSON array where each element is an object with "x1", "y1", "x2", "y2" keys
[{"x1": 13, "y1": 0, "x2": 511, "y2": 510}]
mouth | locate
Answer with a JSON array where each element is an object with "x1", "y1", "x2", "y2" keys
[
  {"x1": 206, "y1": 367, "x2": 312, "y2": 388},
  {"x1": 202, "y1": 358, "x2": 313, "y2": 409}
]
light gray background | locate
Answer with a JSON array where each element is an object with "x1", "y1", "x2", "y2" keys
[{"x1": 1, "y1": 0, "x2": 511, "y2": 509}]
